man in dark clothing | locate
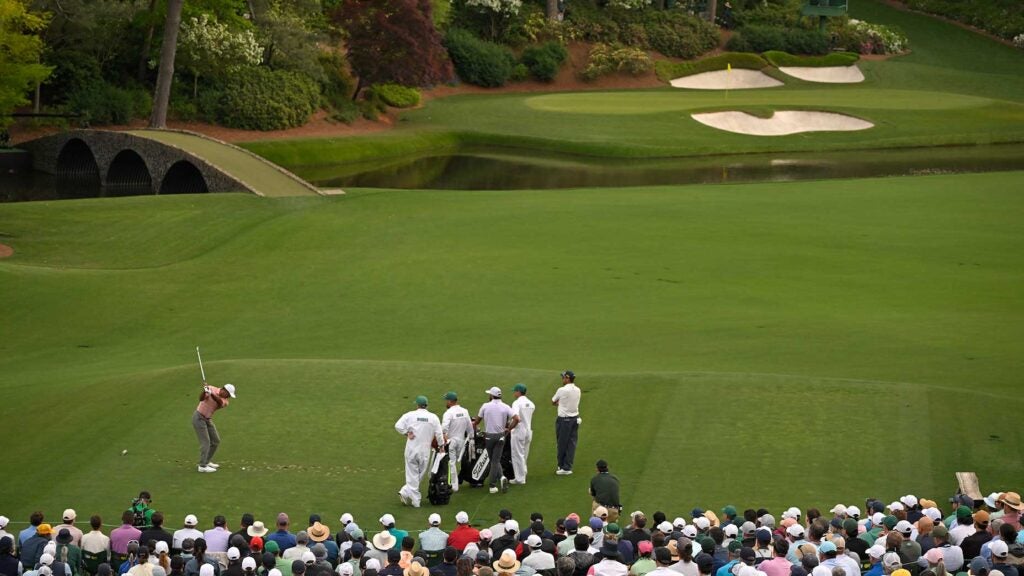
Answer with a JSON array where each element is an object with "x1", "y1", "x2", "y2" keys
[
  {"x1": 551, "y1": 519, "x2": 568, "y2": 547},
  {"x1": 429, "y1": 547, "x2": 458, "y2": 576},
  {"x1": 378, "y1": 550, "x2": 404, "y2": 576},
  {"x1": 961, "y1": 513, "x2": 993, "y2": 561},
  {"x1": 490, "y1": 522, "x2": 519, "y2": 558},
  {"x1": 590, "y1": 460, "x2": 621, "y2": 524},
  {"x1": 568, "y1": 535, "x2": 593, "y2": 576},
  {"x1": 21, "y1": 523, "x2": 53, "y2": 569},
  {"x1": 232, "y1": 515, "x2": 255, "y2": 544},
  {"x1": 141, "y1": 513, "x2": 174, "y2": 551},
  {"x1": 843, "y1": 520, "x2": 868, "y2": 563},
  {"x1": 623, "y1": 514, "x2": 651, "y2": 552}
]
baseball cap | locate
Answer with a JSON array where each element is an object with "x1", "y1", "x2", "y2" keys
[
  {"x1": 589, "y1": 517, "x2": 603, "y2": 531},
  {"x1": 228, "y1": 547, "x2": 241, "y2": 561},
  {"x1": 505, "y1": 519, "x2": 519, "y2": 533},
  {"x1": 364, "y1": 560, "x2": 381, "y2": 572},
  {"x1": 694, "y1": 517, "x2": 710, "y2": 530},
  {"x1": 595, "y1": 506, "x2": 609, "y2": 518},
  {"x1": 224, "y1": 384, "x2": 237, "y2": 398},
  {"x1": 0, "y1": 516, "x2": 7, "y2": 528},
  {"x1": 200, "y1": 566, "x2": 215, "y2": 576},
  {"x1": 443, "y1": 392, "x2": 458, "y2": 401},
  {"x1": 695, "y1": 553, "x2": 714, "y2": 573},
  {"x1": 991, "y1": 540, "x2": 1009, "y2": 558},
  {"x1": 351, "y1": 542, "x2": 365, "y2": 555},
  {"x1": 526, "y1": 535, "x2": 542, "y2": 549},
  {"x1": 932, "y1": 524, "x2": 948, "y2": 538},
  {"x1": 974, "y1": 510, "x2": 990, "y2": 523},
  {"x1": 892, "y1": 571, "x2": 911, "y2": 576},
  {"x1": 155, "y1": 542, "x2": 169, "y2": 554},
  {"x1": 672, "y1": 517, "x2": 687, "y2": 529},
  {"x1": 336, "y1": 564, "x2": 354, "y2": 576},
  {"x1": 818, "y1": 541, "x2": 837, "y2": 555},
  {"x1": 513, "y1": 383, "x2": 527, "y2": 393},
  {"x1": 380, "y1": 514, "x2": 395, "y2": 526},
  {"x1": 882, "y1": 553, "x2": 902, "y2": 570},
  {"x1": 429, "y1": 514, "x2": 441, "y2": 526},
  {"x1": 415, "y1": 395, "x2": 428, "y2": 406},
  {"x1": 479, "y1": 528, "x2": 493, "y2": 540},
  {"x1": 830, "y1": 505, "x2": 847, "y2": 515},
  {"x1": 969, "y1": 557, "x2": 990, "y2": 576},
  {"x1": 901, "y1": 495, "x2": 919, "y2": 508},
  {"x1": 578, "y1": 527, "x2": 593, "y2": 538},
  {"x1": 340, "y1": 513, "x2": 354, "y2": 524},
  {"x1": 265, "y1": 541, "x2": 280, "y2": 554},
  {"x1": 301, "y1": 551, "x2": 315, "y2": 563},
  {"x1": 895, "y1": 521, "x2": 913, "y2": 535},
  {"x1": 755, "y1": 529, "x2": 772, "y2": 544},
  {"x1": 659, "y1": 521, "x2": 675, "y2": 534},
  {"x1": 682, "y1": 525, "x2": 697, "y2": 538},
  {"x1": 456, "y1": 511, "x2": 469, "y2": 524},
  {"x1": 882, "y1": 516, "x2": 897, "y2": 530},
  {"x1": 638, "y1": 541, "x2": 653, "y2": 554},
  {"x1": 722, "y1": 506, "x2": 737, "y2": 517},
  {"x1": 723, "y1": 525, "x2": 738, "y2": 537},
  {"x1": 924, "y1": 548, "x2": 944, "y2": 564},
  {"x1": 923, "y1": 508, "x2": 942, "y2": 521},
  {"x1": 63, "y1": 509, "x2": 77, "y2": 522},
  {"x1": 741, "y1": 522, "x2": 756, "y2": 536},
  {"x1": 475, "y1": 551, "x2": 489, "y2": 564},
  {"x1": 40, "y1": 554, "x2": 54, "y2": 566},
  {"x1": 565, "y1": 518, "x2": 579, "y2": 531},
  {"x1": 786, "y1": 525, "x2": 805, "y2": 538},
  {"x1": 561, "y1": 370, "x2": 574, "y2": 379},
  {"x1": 956, "y1": 506, "x2": 973, "y2": 519},
  {"x1": 888, "y1": 502, "x2": 905, "y2": 512},
  {"x1": 867, "y1": 546, "x2": 885, "y2": 559},
  {"x1": 291, "y1": 560, "x2": 306, "y2": 575},
  {"x1": 846, "y1": 506, "x2": 861, "y2": 518},
  {"x1": 760, "y1": 514, "x2": 776, "y2": 528},
  {"x1": 739, "y1": 547, "x2": 756, "y2": 564},
  {"x1": 691, "y1": 508, "x2": 705, "y2": 519},
  {"x1": 485, "y1": 386, "x2": 502, "y2": 397},
  {"x1": 604, "y1": 523, "x2": 620, "y2": 535},
  {"x1": 242, "y1": 558, "x2": 257, "y2": 571},
  {"x1": 728, "y1": 541, "x2": 743, "y2": 553},
  {"x1": 184, "y1": 515, "x2": 198, "y2": 527}
]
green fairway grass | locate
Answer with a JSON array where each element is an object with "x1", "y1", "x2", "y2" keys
[{"x1": 2, "y1": 172, "x2": 1023, "y2": 528}]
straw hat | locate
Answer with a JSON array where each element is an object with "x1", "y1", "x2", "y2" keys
[
  {"x1": 404, "y1": 562, "x2": 429, "y2": 576},
  {"x1": 372, "y1": 531, "x2": 397, "y2": 551},
  {"x1": 309, "y1": 522, "x2": 330, "y2": 543},
  {"x1": 247, "y1": 521, "x2": 269, "y2": 538},
  {"x1": 492, "y1": 550, "x2": 521, "y2": 574},
  {"x1": 1001, "y1": 492, "x2": 1023, "y2": 511}
]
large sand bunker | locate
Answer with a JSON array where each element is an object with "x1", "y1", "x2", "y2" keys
[
  {"x1": 691, "y1": 111, "x2": 874, "y2": 136},
  {"x1": 778, "y1": 65, "x2": 865, "y2": 83},
  {"x1": 670, "y1": 69, "x2": 783, "y2": 90}
]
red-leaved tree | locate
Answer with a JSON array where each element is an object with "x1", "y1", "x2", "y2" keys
[{"x1": 335, "y1": 0, "x2": 453, "y2": 97}]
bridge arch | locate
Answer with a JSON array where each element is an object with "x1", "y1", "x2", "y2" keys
[
  {"x1": 159, "y1": 160, "x2": 209, "y2": 195},
  {"x1": 106, "y1": 149, "x2": 153, "y2": 196},
  {"x1": 55, "y1": 138, "x2": 101, "y2": 199}
]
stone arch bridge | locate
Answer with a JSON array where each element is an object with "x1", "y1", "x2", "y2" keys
[{"x1": 19, "y1": 129, "x2": 322, "y2": 198}]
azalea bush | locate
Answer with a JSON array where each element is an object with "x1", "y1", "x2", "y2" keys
[
  {"x1": 580, "y1": 43, "x2": 652, "y2": 81},
  {"x1": 841, "y1": 19, "x2": 909, "y2": 54}
]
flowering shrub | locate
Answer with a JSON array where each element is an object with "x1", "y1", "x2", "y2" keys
[
  {"x1": 607, "y1": 0, "x2": 651, "y2": 8},
  {"x1": 1014, "y1": 33, "x2": 1024, "y2": 49},
  {"x1": 845, "y1": 19, "x2": 909, "y2": 54},
  {"x1": 581, "y1": 43, "x2": 652, "y2": 81},
  {"x1": 177, "y1": 14, "x2": 262, "y2": 95}
]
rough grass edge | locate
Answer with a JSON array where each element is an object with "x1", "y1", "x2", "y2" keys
[
  {"x1": 762, "y1": 51, "x2": 860, "y2": 68},
  {"x1": 655, "y1": 53, "x2": 769, "y2": 83}
]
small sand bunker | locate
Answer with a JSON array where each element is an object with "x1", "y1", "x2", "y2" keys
[
  {"x1": 691, "y1": 111, "x2": 874, "y2": 136},
  {"x1": 0, "y1": 244, "x2": 13, "y2": 259},
  {"x1": 670, "y1": 69, "x2": 783, "y2": 90},
  {"x1": 778, "y1": 65, "x2": 865, "y2": 83}
]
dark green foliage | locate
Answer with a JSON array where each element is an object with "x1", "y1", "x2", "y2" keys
[
  {"x1": 520, "y1": 42, "x2": 568, "y2": 82},
  {"x1": 904, "y1": 0, "x2": 1023, "y2": 40},
  {"x1": 444, "y1": 28, "x2": 516, "y2": 87},
  {"x1": 510, "y1": 63, "x2": 529, "y2": 82},
  {"x1": 731, "y1": 0, "x2": 805, "y2": 28},
  {"x1": 208, "y1": 67, "x2": 319, "y2": 130},
  {"x1": 564, "y1": 6, "x2": 718, "y2": 59},
  {"x1": 762, "y1": 50, "x2": 858, "y2": 67},
  {"x1": 642, "y1": 10, "x2": 720, "y2": 58},
  {"x1": 654, "y1": 51, "x2": 768, "y2": 82},
  {"x1": 726, "y1": 25, "x2": 829, "y2": 54},
  {"x1": 370, "y1": 84, "x2": 421, "y2": 108},
  {"x1": 318, "y1": 51, "x2": 355, "y2": 110},
  {"x1": 64, "y1": 80, "x2": 151, "y2": 126}
]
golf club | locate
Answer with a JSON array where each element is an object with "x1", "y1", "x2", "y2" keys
[{"x1": 196, "y1": 346, "x2": 207, "y2": 383}]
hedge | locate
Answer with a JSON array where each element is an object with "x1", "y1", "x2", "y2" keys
[
  {"x1": 211, "y1": 67, "x2": 319, "y2": 131},
  {"x1": 762, "y1": 51, "x2": 860, "y2": 67},
  {"x1": 371, "y1": 84, "x2": 421, "y2": 108},
  {"x1": 654, "y1": 52, "x2": 768, "y2": 82},
  {"x1": 444, "y1": 28, "x2": 516, "y2": 88},
  {"x1": 726, "y1": 25, "x2": 830, "y2": 55}
]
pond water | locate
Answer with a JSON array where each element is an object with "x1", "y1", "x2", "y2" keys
[
  {"x1": 3, "y1": 144, "x2": 1024, "y2": 201},
  {"x1": 303, "y1": 144, "x2": 1024, "y2": 191}
]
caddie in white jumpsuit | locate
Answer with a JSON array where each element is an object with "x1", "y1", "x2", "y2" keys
[
  {"x1": 394, "y1": 395, "x2": 444, "y2": 508},
  {"x1": 441, "y1": 391, "x2": 472, "y2": 491},
  {"x1": 510, "y1": 383, "x2": 535, "y2": 484}
]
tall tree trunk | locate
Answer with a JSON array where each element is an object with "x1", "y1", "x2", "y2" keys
[
  {"x1": 546, "y1": 0, "x2": 558, "y2": 20},
  {"x1": 149, "y1": 0, "x2": 184, "y2": 128},
  {"x1": 137, "y1": 0, "x2": 159, "y2": 82},
  {"x1": 707, "y1": 0, "x2": 718, "y2": 24}
]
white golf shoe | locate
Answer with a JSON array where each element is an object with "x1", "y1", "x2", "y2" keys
[
  {"x1": 489, "y1": 487, "x2": 499, "y2": 494},
  {"x1": 198, "y1": 465, "x2": 217, "y2": 473},
  {"x1": 207, "y1": 462, "x2": 220, "y2": 469}
]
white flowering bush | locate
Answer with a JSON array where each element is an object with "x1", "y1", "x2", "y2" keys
[
  {"x1": 846, "y1": 18, "x2": 909, "y2": 54},
  {"x1": 177, "y1": 14, "x2": 263, "y2": 95},
  {"x1": 607, "y1": 0, "x2": 652, "y2": 8},
  {"x1": 463, "y1": 0, "x2": 521, "y2": 15},
  {"x1": 1014, "y1": 33, "x2": 1024, "y2": 49}
]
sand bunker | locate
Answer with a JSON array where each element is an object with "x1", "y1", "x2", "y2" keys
[
  {"x1": 778, "y1": 65, "x2": 865, "y2": 83},
  {"x1": 691, "y1": 111, "x2": 874, "y2": 136},
  {"x1": 0, "y1": 244, "x2": 12, "y2": 259},
  {"x1": 670, "y1": 69, "x2": 783, "y2": 90}
]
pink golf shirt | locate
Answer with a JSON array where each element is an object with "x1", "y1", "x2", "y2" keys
[{"x1": 196, "y1": 386, "x2": 229, "y2": 419}]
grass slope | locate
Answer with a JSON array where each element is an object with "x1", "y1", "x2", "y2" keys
[{"x1": 2, "y1": 172, "x2": 1023, "y2": 527}]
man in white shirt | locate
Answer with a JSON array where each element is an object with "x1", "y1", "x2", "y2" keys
[
  {"x1": 509, "y1": 384, "x2": 535, "y2": 485},
  {"x1": 441, "y1": 391, "x2": 472, "y2": 492},
  {"x1": 551, "y1": 370, "x2": 581, "y2": 475},
  {"x1": 394, "y1": 396, "x2": 444, "y2": 508},
  {"x1": 172, "y1": 515, "x2": 203, "y2": 550},
  {"x1": 521, "y1": 535, "x2": 554, "y2": 571},
  {"x1": 52, "y1": 510, "x2": 84, "y2": 548}
]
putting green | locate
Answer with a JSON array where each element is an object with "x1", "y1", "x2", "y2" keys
[{"x1": 525, "y1": 89, "x2": 995, "y2": 115}]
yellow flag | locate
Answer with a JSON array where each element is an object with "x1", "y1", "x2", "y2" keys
[{"x1": 727, "y1": 63, "x2": 732, "y2": 72}]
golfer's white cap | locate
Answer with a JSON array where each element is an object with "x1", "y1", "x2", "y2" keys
[
  {"x1": 428, "y1": 514, "x2": 441, "y2": 526},
  {"x1": 0, "y1": 516, "x2": 8, "y2": 528},
  {"x1": 185, "y1": 514, "x2": 198, "y2": 527},
  {"x1": 40, "y1": 554, "x2": 55, "y2": 566},
  {"x1": 337, "y1": 563, "x2": 354, "y2": 576},
  {"x1": 485, "y1": 386, "x2": 502, "y2": 397},
  {"x1": 155, "y1": 542, "x2": 169, "y2": 554},
  {"x1": 227, "y1": 547, "x2": 241, "y2": 560},
  {"x1": 340, "y1": 513, "x2": 354, "y2": 524},
  {"x1": 456, "y1": 511, "x2": 469, "y2": 524},
  {"x1": 242, "y1": 558, "x2": 257, "y2": 571},
  {"x1": 224, "y1": 383, "x2": 236, "y2": 398},
  {"x1": 63, "y1": 509, "x2": 77, "y2": 521},
  {"x1": 380, "y1": 514, "x2": 395, "y2": 526}
]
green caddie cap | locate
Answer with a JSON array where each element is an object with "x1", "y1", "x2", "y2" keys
[
  {"x1": 415, "y1": 395, "x2": 428, "y2": 406},
  {"x1": 443, "y1": 391, "x2": 458, "y2": 401},
  {"x1": 513, "y1": 383, "x2": 527, "y2": 393}
]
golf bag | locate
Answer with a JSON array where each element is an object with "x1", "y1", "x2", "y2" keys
[
  {"x1": 427, "y1": 451, "x2": 453, "y2": 505},
  {"x1": 460, "y1": 430, "x2": 513, "y2": 487}
]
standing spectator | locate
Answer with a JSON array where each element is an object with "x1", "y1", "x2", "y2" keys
[
  {"x1": 395, "y1": 396, "x2": 445, "y2": 507},
  {"x1": 949, "y1": 509, "x2": 976, "y2": 546},
  {"x1": 590, "y1": 461, "x2": 621, "y2": 524},
  {"x1": 472, "y1": 388, "x2": 517, "y2": 495},
  {"x1": 204, "y1": 518, "x2": 230, "y2": 554},
  {"x1": 509, "y1": 384, "x2": 535, "y2": 486},
  {"x1": 0, "y1": 536, "x2": 20, "y2": 576},
  {"x1": 552, "y1": 371, "x2": 581, "y2": 476},
  {"x1": 140, "y1": 515, "x2": 173, "y2": 554},
  {"x1": 21, "y1": 514, "x2": 45, "y2": 547},
  {"x1": 266, "y1": 515, "x2": 296, "y2": 555},
  {"x1": 447, "y1": 513, "x2": 478, "y2": 553},
  {"x1": 54, "y1": 512, "x2": 84, "y2": 548},
  {"x1": 130, "y1": 494, "x2": 155, "y2": 531},
  {"x1": 81, "y1": 516, "x2": 111, "y2": 576},
  {"x1": 174, "y1": 518, "x2": 203, "y2": 554},
  {"x1": 989, "y1": 541, "x2": 1018, "y2": 576},
  {"x1": 23, "y1": 525, "x2": 53, "y2": 570},
  {"x1": 441, "y1": 393, "x2": 472, "y2": 491},
  {"x1": 55, "y1": 529, "x2": 84, "y2": 576}
]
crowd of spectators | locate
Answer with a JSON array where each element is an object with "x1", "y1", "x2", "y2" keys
[{"x1": 2, "y1": 490, "x2": 1022, "y2": 576}]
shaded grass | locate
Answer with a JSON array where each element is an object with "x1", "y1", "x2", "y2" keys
[
  {"x1": 762, "y1": 51, "x2": 860, "y2": 67},
  {"x1": 654, "y1": 52, "x2": 769, "y2": 82}
]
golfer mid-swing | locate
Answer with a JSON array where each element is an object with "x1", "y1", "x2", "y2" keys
[{"x1": 193, "y1": 381, "x2": 236, "y2": 473}]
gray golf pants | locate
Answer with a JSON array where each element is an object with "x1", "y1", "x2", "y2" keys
[
  {"x1": 192, "y1": 411, "x2": 220, "y2": 466},
  {"x1": 484, "y1": 433, "x2": 506, "y2": 487},
  {"x1": 556, "y1": 416, "x2": 578, "y2": 471}
]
